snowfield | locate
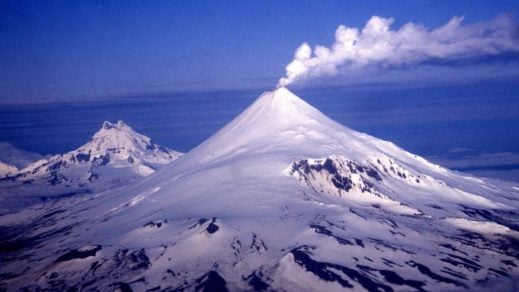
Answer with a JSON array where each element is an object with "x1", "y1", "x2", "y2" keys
[{"x1": 0, "y1": 88, "x2": 518, "y2": 291}]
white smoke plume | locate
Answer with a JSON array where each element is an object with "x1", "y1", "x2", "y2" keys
[{"x1": 278, "y1": 15, "x2": 519, "y2": 87}]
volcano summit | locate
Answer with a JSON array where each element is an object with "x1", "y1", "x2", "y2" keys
[{"x1": 0, "y1": 88, "x2": 518, "y2": 291}]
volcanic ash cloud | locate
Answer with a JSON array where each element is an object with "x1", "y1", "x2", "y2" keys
[{"x1": 278, "y1": 15, "x2": 519, "y2": 87}]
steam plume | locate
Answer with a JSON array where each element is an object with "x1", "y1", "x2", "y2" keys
[{"x1": 278, "y1": 15, "x2": 519, "y2": 87}]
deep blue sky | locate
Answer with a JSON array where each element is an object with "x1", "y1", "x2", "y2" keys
[{"x1": 0, "y1": 0, "x2": 518, "y2": 101}]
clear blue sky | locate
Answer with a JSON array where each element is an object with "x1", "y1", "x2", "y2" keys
[{"x1": 1, "y1": 0, "x2": 518, "y2": 101}]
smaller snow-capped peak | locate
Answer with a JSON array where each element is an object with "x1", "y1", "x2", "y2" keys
[
  {"x1": 12, "y1": 120, "x2": 182, "y2": 186},
  {"x1": 63, "y1": 119, "x2": 181, "y2": 170},
  {"x1": 0, "y1": 121, "x2": 183, "y2": 212},
  {"x1": 80, "y1": 120, "x2": 181, "y2": 165},
  {"x1": 88, "y1": 120, "x2": 149, "y2": 151}
]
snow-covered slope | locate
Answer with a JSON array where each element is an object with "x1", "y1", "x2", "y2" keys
[
  {"x1": 0, "y1": 88, "x2": 518, "y2": 291},
  {"x1": 0, "y1": 120, "x2": 182, "y2": 213}
]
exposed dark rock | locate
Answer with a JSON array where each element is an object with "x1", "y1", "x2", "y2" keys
[
  {"x1": 379, "y1": 270, "x2": 425, "y2": 291},
  {"x1": 368, "y1": 238, "x2": 415, "y2": 254},
  {"x1": 158, "y1": 145, "x2": 169, "y2": 153},
  {"x1": 460, "y1": 206, "x2": 519, "y2": 232},
  {"x1": 441, "y1": 267, "x2": 468, "y2": 280},
  {"x1": 75, "y1": 153, "x2": 90, "y2": 162},
  {"x1": 55, "y1": 245, "x2": 102, "y2": 262},
  {"x1": 290, "y1": 157, "x2": 386, "y2": 197},
  {"x1": 112, "y1": 282, "x2": 133, "y2": 292},
  {"x1": 93, "y1": 154, "x2": 111, "y2": 166},
  {"x1": 48, "y1": 172, "x2": 67, "y2": 185},
  {"x1": 88, "y1": 172, "x2": 99, "y2": 182},
  {"x1": 406, "y1": 261, "x2": 467, "y2": 288},
  {"x1": 439, "y1": 243, "x2": 468, "y2": 255},
  {"x1": 47, "y1": 161, "x2": 63, "y2": 171},
  {"x1": 322, "y1": 158, "x2": 338, "y2": 173},
  {"x1": 195, "y1": 271, "x2": 228, "y2": 292},
  {"x1": 146, "y1": 143, "x2": 156, "y2": 151},
  {"x1": 113, "y1": 248, "x2": 151, "y2": 271},
  {"x1": 143, "y1": 221, "x2": 163, "y2": 228},
  {"x1": 439, "y1": 253, "x2": 482, "y2": 273},
  {"x1": 198, "y1": 218, "x2": 209, "y2": 225},
  {"x1": 290, "y1": 247, "x2": 392, "y2": 291},
  {"x1": 128, "y1": 249, "x2": 151, "y2": 270},
  {"x1": 501, "y1": 260, "x2": 516, "y2": 267},
  {"x1": 310, "y1": 224, "x2": 354, "y2": 246},
  {"x1": 243, "y1": 271, "x2": 269, "y2": 291},
  {"x1": 207, "y1": 218, "x2": 219, "y2": 234},
  {"x1": 488, "y1": 268, "x2": 509, "y2": 277},
  {"x1": 250, "y1": 233, "x2": 268, "y2": 252},
  {"x1": 354, "y1": 239, "x2": 365, "y2": 247},
  {"x1": 330, "y1": 174, "x2": 353, "y2": 192},
  {"x1": 366, "y1": 168, "x2": 382, "y2": 181},
  {"x1": 189, "y1": 218, "x2": 209, "y2": 230}
]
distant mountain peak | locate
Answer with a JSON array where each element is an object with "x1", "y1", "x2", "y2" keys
[
  {"x1": 75, "y1": 120, "x2": 183, "y2": 169},
  {"x1": 95, "y1": 120, "x2": 136, "y2": 141},
  {"x1": 86, "y1": 120, "x2": 167, "y2": 156},
  {"x1": 2, "y1": 121, "x2": 182, "y2": 208}
]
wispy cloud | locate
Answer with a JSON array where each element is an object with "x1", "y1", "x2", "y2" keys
[{"x1": 278, "y1": 15, "x2": 519, "y2": 87}]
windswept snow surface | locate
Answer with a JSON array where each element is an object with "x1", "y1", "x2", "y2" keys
[
  {"x1": 0, "y1": 120, "x2": 181, "y2": 213},
  {"x1": 1, "y1": 88, "x2": 518, "y2": 291}
]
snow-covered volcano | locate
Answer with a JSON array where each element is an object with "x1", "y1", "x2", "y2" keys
[
  {"x1": 0, "y1": 88, "x2": 518, "y2": 291},
  {"x1": 0, "y1": 120, "x2": 181, "y2": 212},
  {"x1": 19, "y1": 120, "x2": 182, "y2": 178}
]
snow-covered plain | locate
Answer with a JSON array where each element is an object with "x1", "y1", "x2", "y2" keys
[{"x1": 0, "y1": 88, "x2": 518, "y2": 291}]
